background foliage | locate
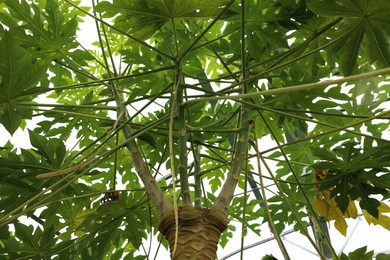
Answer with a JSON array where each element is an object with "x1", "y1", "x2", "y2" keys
[{"x1": 0, "y1": 0, "x2": 389, "y2": 259}]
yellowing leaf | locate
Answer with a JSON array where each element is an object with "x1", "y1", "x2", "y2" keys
[
  {"x1": 313, "y1": 189, "x2": 357, "y2": 236},
  {"x1": 344, "y1": 198, "x2": 358, "y2": 219},
  {"x1": 313, "y1": 191, "x2": 332, "y2": 218},
  {"x1": 333, "y1": 210, "x2": 348, "y2": 236},
  {"x1": 362, "y1": 202, "x2": 390, "y2": 230}
]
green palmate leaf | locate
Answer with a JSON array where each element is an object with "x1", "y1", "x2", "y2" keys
[
  {"x1": 3, "y1": 0, "x2": 78, "y2": 53},
  {"x1": 4, "y1": 0, "x2": 47, "y2": 39},
  {"x1": 0, "y1": 150, "x2": 34, "y2": 176},
  {"x1": 0, "y1": 234, "x2": 32, "y2": 259},
  {"x1": 14, "y1": 223, "x2": 40, "y2": 251},
  {"x1": 311, "y1": 161, "x2": 339, "y2": 171},
  {"x1": 307, "y1": 0, "x2": 363, "y2": 17},
  {"x1": 0, "y1": 34, "x2": 50, "y2": 99},
  {"x1": 313, "y1": 141, "x2": 388, "y2": 218},
  {"x1": 367, "y1": 174, "x2": 390, "y2": 190},
  {"x1": 376, "y1": 253, "x2": 390, "y2": 260},
  {"x1": 350, "y1": 178, "x2": 380, "y2": 218},
  {"x1": 49, "y1": 240, "x2": 76, "y2": 257},
  {"x1": 0, "y1": 33, "x2": 50, "y2": 134},
  {"x1": 96, "y1": 0, "x2": 235, "y2": 20},
  {"x1": 246, "y1": 26, "x2": 288, "y2": 62},
  {"x1": 0, "y1": 148, "x2": 48, "y2": 203},
  {"x1": 0, "y1": 105, "x2": 22, "y2": 135},
  {"x1": 90, "y1": 227, "x2": 121, "y2": 258},
  {"x1": 337, "y1": 23, "x2": 364, "y2": 75},
  {"x1": 319, "y1": 174, "x2": 344, "y2": 191},
  {"x1": 124, "y1": 213, "x2": 148, "y2": 249},
  {"x1": 332, "y1": 176, "x2": 350, "y2": 214},
  {"x1": 0, "y1": 10, "x2": 32, "y2": 43},
  {"x1": 347, "y1": 143, "x2": 390, "y2": 171},
  {"x1": 28, "y1": 130, "x2": 67, "y2": 169},
  {"x1": 38, "y1": 225, "x2": 57, "y2": 251},
  {"x1": 7, "y1": 223, "x2": 71, "y2": 258},
  {"x1": 29, "y1": 130, "x2": 56, "y2": 164},
  {"x1": 340, "y1": 246, "x2": 375, "y2": 260},
  {"x1": 358, "y1": 196, "x2": 381, "y2": 219},
  {"x1": 308, "y1": 0, "x2": 390, "y2": 75},
  {"x1": 95, "y1": 0, "x2": 236, "y2": 40},
  {"x1": 310, "y1": 147, "x2": 341, "y2": 166},
  {"x1": 313, "y1": 141, "x2": 390, "y2": 178},
  {"x1": 364, "y1": 18, "x2": 390, "y2": 68},
  {"x1": 0, "y1": 225, "x2": 9, "y2": 239},
  {"x1": 0, "y1": 176, "x2": 38, "y2": 192}
]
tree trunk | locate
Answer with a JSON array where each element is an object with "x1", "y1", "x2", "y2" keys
[{"x1": 158, "y1": 208, "x2": 228, "y2": 260}]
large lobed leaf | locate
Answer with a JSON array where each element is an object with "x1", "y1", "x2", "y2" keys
[
  {"x1": 95, "y1": 0, "x2": 236, "y2": 40},
  {"x1": 308, "y1": 0, "x2": 390, "y2": 75},
  {"x1": 312, "y1": 142, "x2": 390, "y2": 218},
  {"x1": 0, "y1": 0, "x2": 82, "y2": 135}
]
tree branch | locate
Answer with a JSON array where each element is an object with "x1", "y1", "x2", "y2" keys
[
  {"x1": 211, "y1": 1, "x2": 252, "y2": 216},
  {"x1": 113, "y1": 87, "x2": 172, "y2": 215}
]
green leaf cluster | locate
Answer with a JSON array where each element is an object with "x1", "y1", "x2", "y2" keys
[{"x1": 312, "y1": 140, "x2": 390, "y2": 218}]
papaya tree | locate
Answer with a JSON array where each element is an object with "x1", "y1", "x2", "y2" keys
[{"x1": 0, "y1": 0, "x2": 390, "y2": 259}]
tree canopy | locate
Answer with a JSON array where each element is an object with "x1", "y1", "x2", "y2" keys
[{"x1": 0, "y1": 0, "x2": 390, "y2": 259}]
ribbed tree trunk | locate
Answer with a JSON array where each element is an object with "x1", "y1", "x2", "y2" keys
[{"x1": 158, "y1": 208, "x2": 228, "y2": 260}]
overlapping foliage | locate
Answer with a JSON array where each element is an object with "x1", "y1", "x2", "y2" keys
[{"x1": 0, "y1": 0, "x2": 389, "y2": 259}]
